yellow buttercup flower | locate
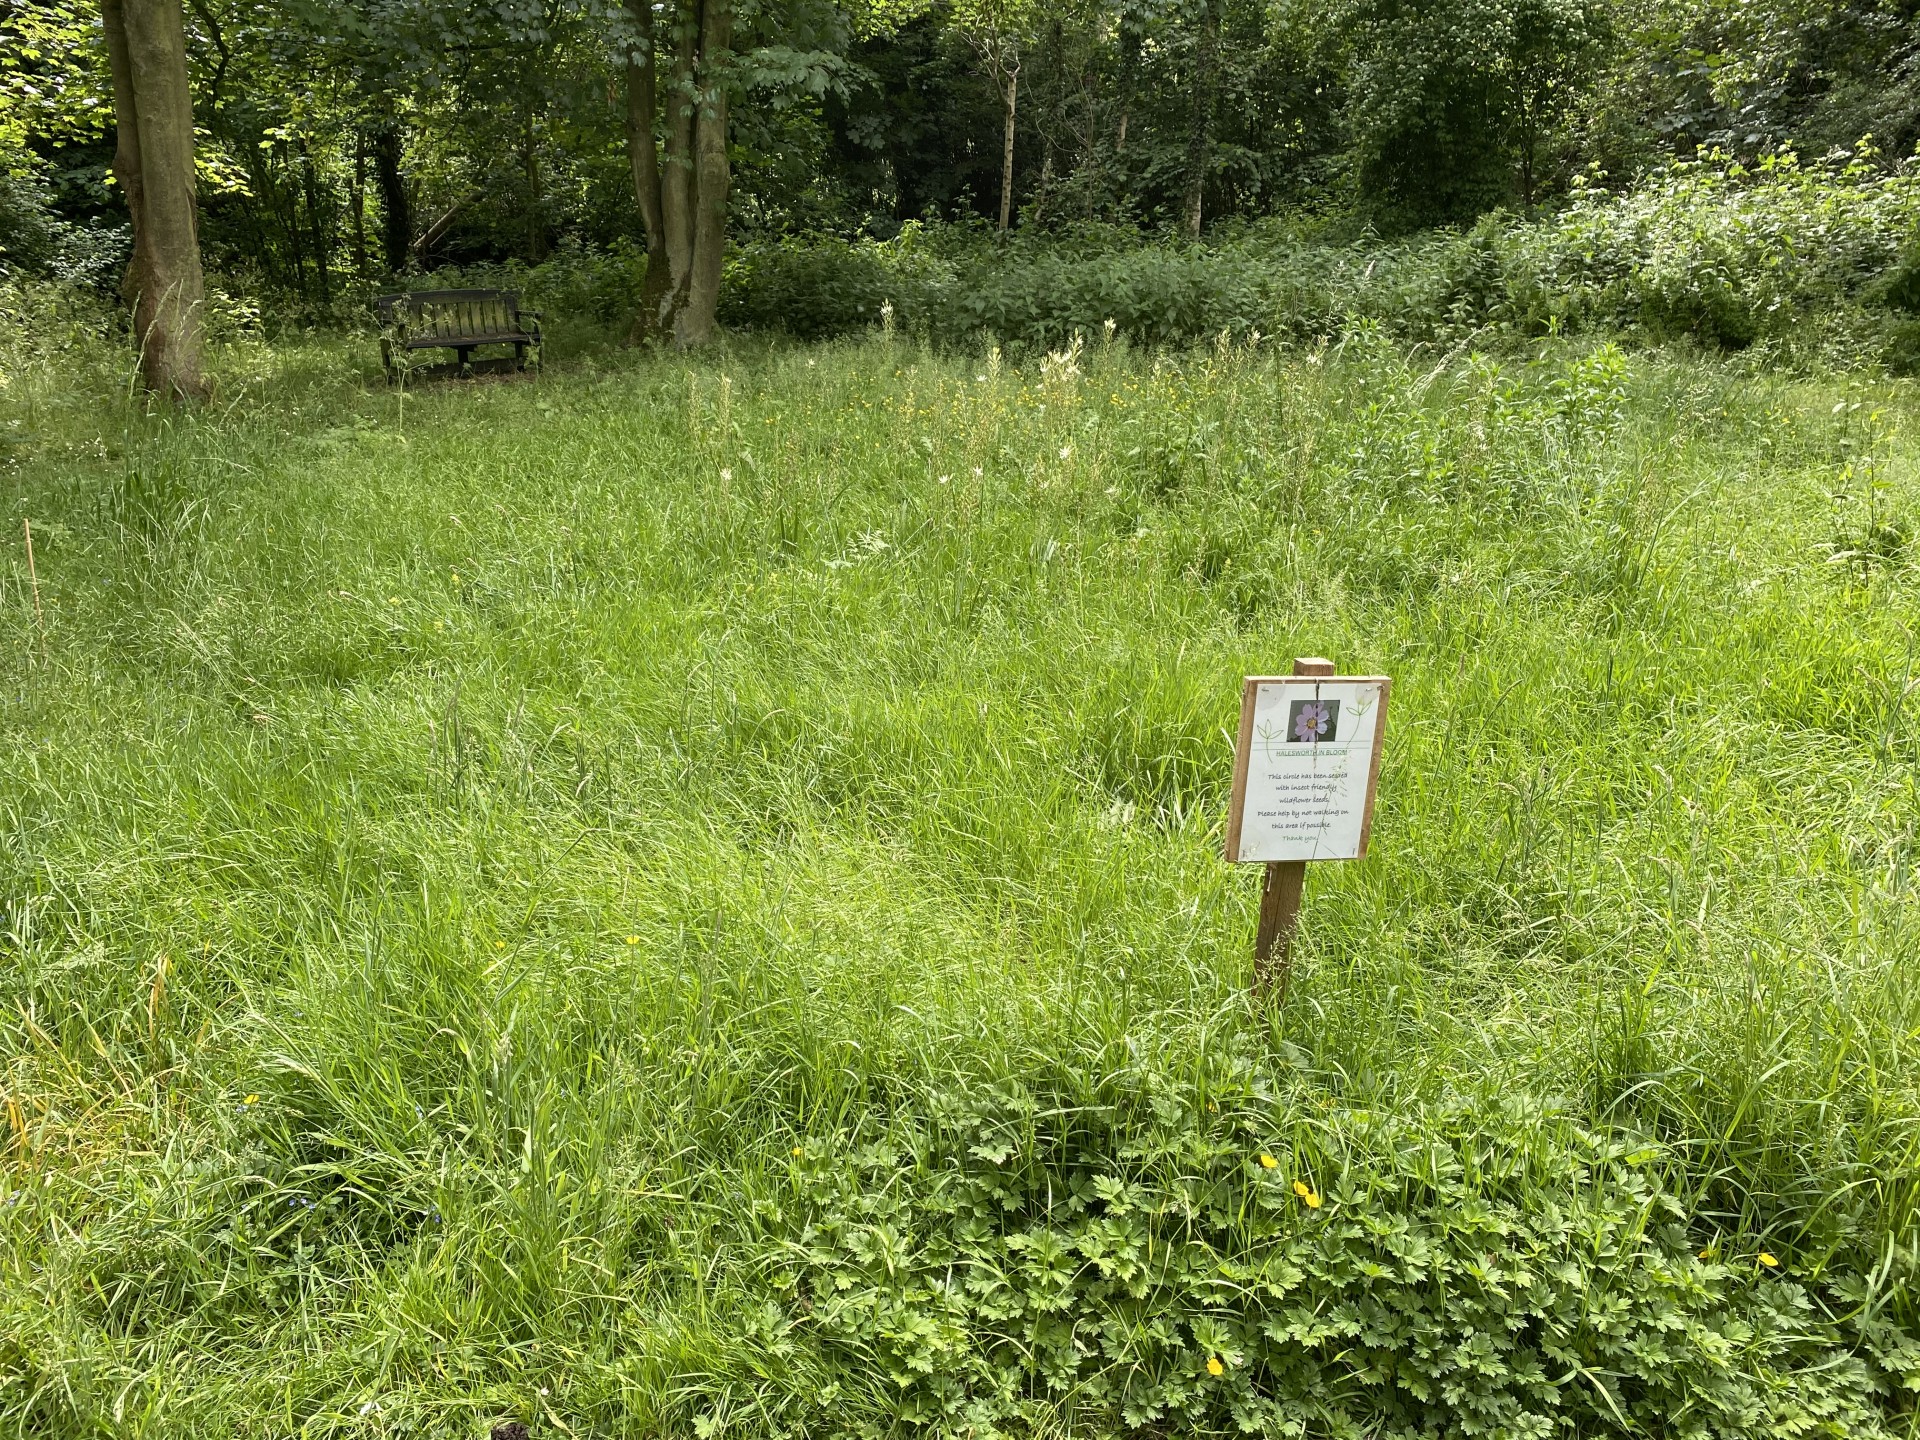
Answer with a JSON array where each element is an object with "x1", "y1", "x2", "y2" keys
[
  {"x1": 1206, "y1": 1356, "x2": 1224, "y2": 1377},
  {"x1": 625, "y1": 935, "x2": 639, "y2": 945},
  {"x1": 1759, "y1": 1252, "x2": 1779, "y2": 1268},
  {"x1": 1292, "y1": 1179, "x2": 1310, "y2": 1197},
  {"x1": 792, "y1": 1147, "x2": 804, "y2": 1157},
  {"x1": 1304, "y1": 1190, "x2": 1322, "y2": 1208},
  {"x1": 1258, "y1": 1153, "x2": 1278, "y2": 1169},
  {"x1": 242, "y1": 1094, "x2": 259, "y2": 1106}
]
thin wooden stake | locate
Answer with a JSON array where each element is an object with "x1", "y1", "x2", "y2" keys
[
  {"x1": 1252, "y1": 655, "x2": 1336, "y2": 1003},
  {"x1": 1253, "y1": 858, "x2": 1306, "y2": 1001},
  {"x1": 23, "y1": 518, "x2": 46, "y2": 661}
]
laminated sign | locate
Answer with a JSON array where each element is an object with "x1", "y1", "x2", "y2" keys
[{"x1": 1226, "y1": 673, "x2": 1390, "y2": 863}]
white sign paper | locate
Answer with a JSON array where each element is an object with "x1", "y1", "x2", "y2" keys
[{"x1": 1228, "y1": 677, "x2": 1388, "y2": 863}]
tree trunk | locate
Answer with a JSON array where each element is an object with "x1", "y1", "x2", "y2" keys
[
  {"x1": 627, "y1": 0, "x2": 726, "y2": 346},
  {"x1": 623, "y1": 0, "x2": 673, "y2": 343},
  {"x1": 659, "y1": 0, "x2": 699, "y2": 322},
  {"x1": 522, "y1": 105, "x2": 546, "y2": 262},
  {"x1": 371, "y1": 118, "x2": 410, "y2": 273},
  {"x1": 1517, "y1": 97, "x2": 1537, "y2": 212},
  {"x1": 350, "y1": 132, "x2": 369, "y2": 278},
  {"x1": 275, "y1": 159, "x2": 309, "y2": 301},
  {"x1": 1183, "y1": 0, "x2": 1219, "y2": 238},
  {"x1": 675, "y1": 0, "x2": 732, "y2": 346},
  {"x1": 1116, "y1": 17, "x2": 1139, "y2": 155},
  {"x1": 300, "y1": 139, "x2": 331, "y2": 304},
  {"x1": 998, "y1": 63, "x2": 1018, "y2": 232},
  {"x1": 102, "y1": 0, "x2": 209, "y2": 401}
]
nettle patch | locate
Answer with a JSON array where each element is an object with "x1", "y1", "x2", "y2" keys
[{"x1": 743, "y1": 1078, "x2": 1917, "y2": 1439}]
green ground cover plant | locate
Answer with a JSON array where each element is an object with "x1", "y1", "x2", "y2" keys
[{"x1": 1, "y1": 324, "x2": 1917, "y2": 1437}]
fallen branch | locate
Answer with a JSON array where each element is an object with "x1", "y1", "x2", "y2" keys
[{"x1": 411, "y1": 190, "x2": 481, "y2": 262}]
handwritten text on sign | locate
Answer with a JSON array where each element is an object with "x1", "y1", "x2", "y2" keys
[{"x1": 1227, "y1": 676, "x2": 1390, "y2": 863}]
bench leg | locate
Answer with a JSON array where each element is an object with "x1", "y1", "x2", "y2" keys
[
  {"x1": 514, "y1": 342, "x2": 527, "y2": 372},
  {"x1": 381, "y1": 337, "x2": 397, "y2": 386},
  {"x1": 457, "y1": 346, "x2": 474, "y2": 378}
]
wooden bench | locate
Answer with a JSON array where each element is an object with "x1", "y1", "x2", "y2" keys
[{"x1": 376, "y1": 289, "x2": 542, "y2": 381}]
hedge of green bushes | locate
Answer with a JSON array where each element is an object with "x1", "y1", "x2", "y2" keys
[
  {"x1": 17, "y1": 148, "x2": 1920, "y2": 369},
  {"x1": 717, "y1": 150, "x2": 1920, "y2": 368}
]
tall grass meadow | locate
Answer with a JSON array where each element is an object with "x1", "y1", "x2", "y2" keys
[{"x1": 1, "y1": 309, "x2": 1917, "y2": 1435}]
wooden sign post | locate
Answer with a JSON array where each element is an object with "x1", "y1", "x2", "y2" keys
[{"x1": 1226, "y1": 657, "x2": 1390, "y2": 1003}]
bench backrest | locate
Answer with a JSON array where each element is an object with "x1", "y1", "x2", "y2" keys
[{"x1": 376, "y1": 289, "x2": 523, "y2": 339}]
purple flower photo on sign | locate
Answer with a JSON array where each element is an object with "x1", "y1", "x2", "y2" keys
[{"x1": 1288, "y1": 697, "x2": 1339, "y2": 744}]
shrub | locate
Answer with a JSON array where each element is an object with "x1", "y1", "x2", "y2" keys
[
  {"x1": 0, "y1": 171, "x2": 128, "y2": 290},
  {"x1": 719, "y1": 149, "x2": 1920, "y2": 367},
  {"x1": 721, "y1": 237, "x2": 901, "y2": 340},
  {"x1": 410, "y1": 240, "x2": 647, "y2": 328}
]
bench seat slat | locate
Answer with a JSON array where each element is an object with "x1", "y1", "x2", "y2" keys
[{"x1": 399, "y1": 332, "x2": 530, "y2": 349}]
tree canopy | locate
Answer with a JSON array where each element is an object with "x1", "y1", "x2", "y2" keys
[{"x1": 3, "y1": 0, "x2": 1917, "y2": 331}]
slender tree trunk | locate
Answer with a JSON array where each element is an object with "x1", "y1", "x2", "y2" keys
[
  {"x1": 623, "y1": 0, "x2": 673, "y2": 342},
  {"x1": 234, "y1": 146, "x2": 284, "y2": 292},
  {"x1": 276, "y1": 161, "x2": 309, "y2": 301},
  {"x1": 998, "y1": 62, "x2": 1019, "y2": 232},
  {"x1": 102, "y1": 0, "x2": 209, "y2": 401},
  {"x1": 677, "y1": 0, "x2": 732, "y2": 346},
  {"x1": 300, "y1": 139, "x2": 331, "y2": 304},
  {"x1": 1183, "y1": 0, "x2": 1219, "y2": 238},
  {"x1": 1518, "y1": 101, "x2": 1537, "y2": 212},
  {"x1": 522, "y1": 105, "x2": 546, "y2": 261},
  {"x1": 350, "y1": 132, "x2": 369, "y2": 278},
  {"x1": 371, "y1": 118, "x2": 410, "y2": 272}
]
